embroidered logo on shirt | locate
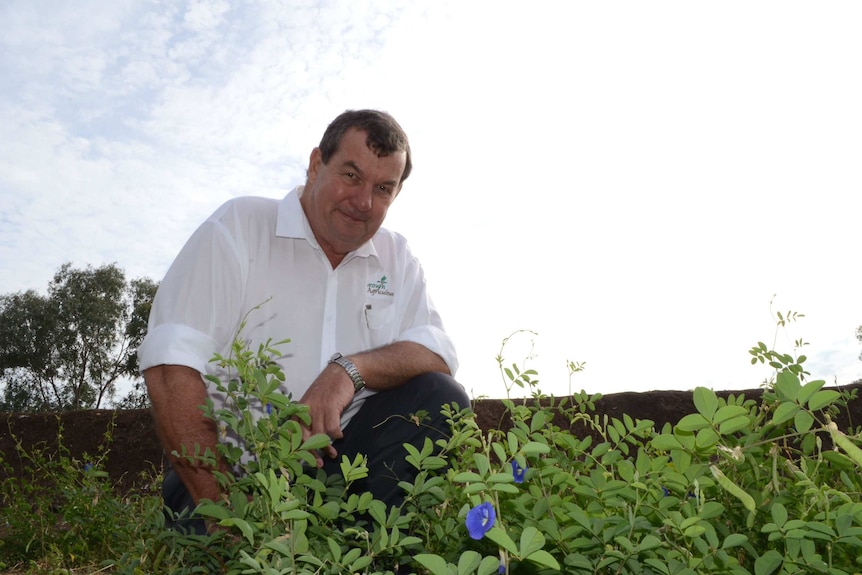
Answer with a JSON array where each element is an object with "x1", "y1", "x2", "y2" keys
[{"x1": 367, "y1": 275, "x2": 394, "y2": 297}]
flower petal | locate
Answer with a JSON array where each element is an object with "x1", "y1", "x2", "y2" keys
[
  {"x1": 466, "y1": 501, "x2": 496, "y2": 539},
  {"x1": 511, "y1": 460, "x2": 527, "y2": 483}
]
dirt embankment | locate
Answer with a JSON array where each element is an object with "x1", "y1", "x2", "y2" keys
[{"x1": 2, "y1": 383, "x2": 861, "y2": 494}]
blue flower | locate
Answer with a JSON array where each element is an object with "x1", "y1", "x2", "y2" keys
[
  {"x1": 510, "y1": 460, "x2": 527, "y2": 483},
  {"x1": 466, "y1": 501, "x2": 496, "y2": 540},
  {"x1": 84, "y1": 463, "x2": 94, "y2": 473}
]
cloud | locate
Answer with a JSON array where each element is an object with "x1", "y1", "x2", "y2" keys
[{"x1": 1, "y1": 0, "x2": 861, "y2": 398}]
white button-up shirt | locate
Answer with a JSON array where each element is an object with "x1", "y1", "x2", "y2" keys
[{"x1": 139, "y1": 186, "x2": 458, "y2": 428}]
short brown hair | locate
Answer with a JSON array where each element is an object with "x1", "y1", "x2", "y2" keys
[{"x1": 318, "y1": 110, "x2": 412, "y2": 184}]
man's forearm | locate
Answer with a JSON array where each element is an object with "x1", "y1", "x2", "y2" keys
[
  {"x1": 144, "y1": 364, "x2": 224, "y2": 504},
  {"x1": 349, "y1": 341, "x2": 450, "y2": 391}
]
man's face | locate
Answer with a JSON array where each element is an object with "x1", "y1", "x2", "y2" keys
[{"x1": 301, "y1": 128, "x2": 407, "y2": 266}]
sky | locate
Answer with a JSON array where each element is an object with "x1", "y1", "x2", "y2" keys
[{"x1": 1, "y1": 0, "x2": 861, "y2": 401}]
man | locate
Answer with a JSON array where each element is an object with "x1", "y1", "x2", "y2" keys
[{"x1": 139, "y1": 109, "x2": 468, "y2": 533}]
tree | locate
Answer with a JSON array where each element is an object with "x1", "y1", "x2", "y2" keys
[
  {"x1": 0, "y1": 263, "x2": 158, "y2": 411},
  {"x1": 857, "y1": 325, "x2": 862, "y2": 361}
]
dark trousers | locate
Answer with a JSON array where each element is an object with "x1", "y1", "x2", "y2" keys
[
  {"x1": 163, "y1": 371, "x2": 469, "y2": 534},
  {"x1": 321, "y1": 371, "x2": 469, "y2": 506}
]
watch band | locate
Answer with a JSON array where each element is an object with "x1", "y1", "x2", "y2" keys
[{"x1": 328, "y1": 353, "x2": 366, "y2": 393}]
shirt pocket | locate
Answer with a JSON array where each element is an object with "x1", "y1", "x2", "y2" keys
[{"x1": 364, "y1": 303, "x2": 395, "y2": 348}]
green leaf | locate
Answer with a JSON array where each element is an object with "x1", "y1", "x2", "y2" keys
[
  {"x1": 713, "y1": 405, "x2": 749, "y2": 425},
  {"x1": 651, "y1": 434, "x2": 683, "y2": 451},
  {"x1": 644, "y1": 558, "x2": 671, "y2": 575},
  {"x1": 529, "y1": 410, "x2": 547, "y2": 434},
  {"x1": 485, "y1": 526, "x2": 518, "y2": 554},
  {"x1": 349, "y1": 556, "x2": 373, "y2": 572},
  {"x1": 519, "y1": 526, "x2": 545, "y2": 557},
  {"x1": 478, "y1": 556, "x2": 502, "y2": 575},
  {"x1": 700, "y1": 501, "x2": 726, "y2": 520},
  {"x1": 695, "y1": 427, "x2": 720, "y2": 449},
  {"x1": 693, "y1": 387, "x2": 718, "y2": 418},
  {"x1": 719, "y1": 415, "x2": 751, "y2": 435},
  {"x1": 754, "y1": 550, "x2": 783, "y2": 575},
  {"x1": 457, "y1": 550, "x2": 481, "y2": 575},
  {"x1": 774, "y1": 371, "x2": 800, "y2": 401},
  {"x1": 521, "y1": 441, "x2": 551, "y2": 456},
  {"x1": 808, "y1": 390, "x2": 840, "y2": 411},
  {"x1": 195, "y1": 502, "x2": 230, "y2": 520},
  {"x1": 415, "y1": 554, "x2": 451, "y2": 575},
  {"x1": 491, "y1": 483, "x2": 519, "y2": 494},
  {"x1": 771, "y1": 503, "x2": 788, "y2": 526},
  {"x1": 798, "y1": 379, "x2": 826, "y2": 405},
  {"x1": 487, "y1": 473, "x2": 514, "y2": 484},
  {"x1": 452, "y1": 471, "x2": 485, "y2": 483},
  {"x1": 473, "y1": 453, "x2": 491, "y2": 476},
  {"x1": 676, "y1": 432, "x2": 696, "y2": 451},
  {"x1": 722, "y1": 534, "x2": 748, "y2": 548},
  {"x1": 491, "y1": 442, "x2": 507, "y2": 465},
  {"x1": 327, "y1": 537, "x2": 342, "y2": 562},
  {"x1": 680, "y1": 516, "x2": 701, "y2": 530},
  {"x1": 637, "y1": 534, "x2": 662, "y2": 551},
  {"x1": 677, "y1": 413, "x2": 710, "y2": 432},
  {"x1": 220, "y1": 517, "x2": 254, "y2": 545},
  {"x1": 794, "y1": 410, "x2": 815, "y2": 434},
  {"x1": 263, "y1": 539, "x2": 293, "y2": 556},
  {"x1": 772, "y1": 402, "x2": 799, "y2": 426},
  {"x1": 525, "y1": 549, "x2": 560, "y2": 570},
  {"x1": 507, "y1": 431, "x2": 519, "y2": 455},
  {"x1": 464, "y1": 482, "x2": 488, "y2": 495}
]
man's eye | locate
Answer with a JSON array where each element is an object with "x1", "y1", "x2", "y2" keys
[{"x1": 345, "y1": 172, "x2": 356, "y2": 179}]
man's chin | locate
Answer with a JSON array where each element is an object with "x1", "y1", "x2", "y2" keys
[{"x1": 333, "y1": 221, "x2": 376, "y2": 244}]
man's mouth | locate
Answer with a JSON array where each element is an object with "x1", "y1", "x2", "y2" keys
[{"x1": 338, "y1": 210, "x2": 369, "y2": 223}]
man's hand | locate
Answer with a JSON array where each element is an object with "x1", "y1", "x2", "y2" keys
[
  {"x1": 297, "y1": 363, "x2": 356, "y2": 466},
  {"x1": 297, "y1": 342, "x2": 450, "y2": 467}
]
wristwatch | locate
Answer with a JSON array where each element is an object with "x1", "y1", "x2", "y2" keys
[{"x1": 328, "y1": 353, "x2": 366, "y2": 393}]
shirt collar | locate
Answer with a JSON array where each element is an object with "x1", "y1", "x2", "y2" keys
[{"x1": 276, "y1": 186, "x2": 379, "y2": 261}]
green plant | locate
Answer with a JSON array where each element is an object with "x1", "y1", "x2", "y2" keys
[
  {"x1": 123, "y1": 335, "x2": 425, "y2": 574},
  {"x1": 6, "y1": 310, "x2": 862, "y2": 575},
  {"x1": 0, "y1": 416, "x2": 162, "y2": 573},
  {"x1": 116, "y1": 316, "x2": 862, "y2": 575}
]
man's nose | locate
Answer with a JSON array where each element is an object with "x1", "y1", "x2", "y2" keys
[{"x1": 353, "y1": 183, "x2": 373, "y2": 212}]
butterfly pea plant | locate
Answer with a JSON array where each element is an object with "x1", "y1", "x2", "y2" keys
[{"x1": 116, "y1": 315, "x2": 862, "y2": 575}]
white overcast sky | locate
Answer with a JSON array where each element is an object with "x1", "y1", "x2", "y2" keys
[{"x1": 1, "y1": 0, "x2": 860, "y2": 400}]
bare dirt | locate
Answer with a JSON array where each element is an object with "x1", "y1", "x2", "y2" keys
[{"x1": 3, "y1": 383, "x2": 862, "y2": 494}]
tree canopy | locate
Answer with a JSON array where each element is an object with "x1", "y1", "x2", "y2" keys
[{"x1": 0, "y1": 263, "x2": 157, "y2": 411}]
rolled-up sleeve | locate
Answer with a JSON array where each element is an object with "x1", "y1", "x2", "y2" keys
[{"x1": 138, "y1": 323, "x2": 221, "y2": 374}]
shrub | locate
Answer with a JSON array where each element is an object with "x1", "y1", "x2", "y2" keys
[
  {"x1": 115, "y1": 330, "x2": 862, "y2": 575},
  {"x1": 0, "y1": 417, "x2": 163, "y2": 573},
  {"x1": 3, "y1": 319, "x2": 862, "y2": 574}
]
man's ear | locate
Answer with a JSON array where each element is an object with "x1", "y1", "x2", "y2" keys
[{"x1": 306, "y1": 148, "x2": 323, "y2": 182}]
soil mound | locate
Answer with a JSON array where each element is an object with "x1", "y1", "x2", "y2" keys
[{"x1": 3, "y1": 384, "x2": 861, "y2": 494}]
